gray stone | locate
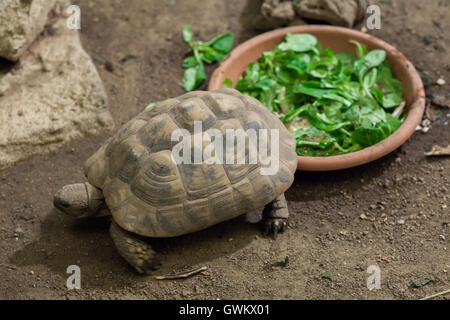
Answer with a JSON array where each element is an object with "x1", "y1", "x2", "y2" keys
[
  {"x1": 0, "y1": 2, "x2": 114, "y2": 170},
  {"x1": 293, "y1": 0, "x2": 369, "y2": 28},
  {"x1": 0, "y1": 0, "x2": 58, "y2": 61}
]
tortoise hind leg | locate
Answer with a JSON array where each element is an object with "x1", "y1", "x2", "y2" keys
[
  {"x1": 109, "y1": 221, "x2": 161, "y2": 274},
  {"x1": 263, "y1": 193, "x2": 289, "y2": 239}
]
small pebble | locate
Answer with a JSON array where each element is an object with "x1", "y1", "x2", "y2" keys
[
  {"x1": 181, "y1": 290, "x2": 191, "y2": 298},
  {"x1": 105, "y1": 61, "x2": 114, "y2": 73},
  {"x1": 436, "y1": 78, "x2": 446, "y2": 86},
  {"x1": 396, "y1": 219, "x2": 405, "y2": 225},
  {"x1": 432, "y1": 95, "x2": 450, "y2": 108}
]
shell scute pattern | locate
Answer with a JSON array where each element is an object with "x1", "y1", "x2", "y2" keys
[
  {"x1": 103, "y1": 177, "x2": 132, "y2": 210},
  {"x1": 112, "y1": 198, "x2": 158, "y2": 235},
  {"x1": 247, "y1": 169, "x2": 278, "y2": 205},
  {"x1": 84, "y1": 89, "x2": 297, "y2": 237},
  {"x1": 83, "y1": 142, "x2": 110, "y2": 188},
  {"x1": 208, "y1": 187, "x2": 236, "y2": 220},
  {"x1": 268, "y1": 162, "x2": 295, "y2": 195},
  {"x1": 231, "y1": 178, "x2": 257, "y2": 212},
  {"x1": 137, "y1": 98, "x2": 179, "y2": 121},
  {"x1": 137, "y1": 113, "x2": 180, "y2": 154},
  {"x1": 155, "y1": 204, "x2": 186, "y2": 235},
  {"x1": 108, "y1": 135, "x2": 147, "y2": 183},
  {"x1": 172, "y1": 97, "x2": 217, "y2": 132},
  {"x1": 177, "y1": 162, "x2": 229, "y2": 201},
  {"x1": 105, "y1": 119, "x2": 147, "y2": 157},
  {"x1": 201, "y1": 92, "x2": 245, "y2": 120},
  {"x1": 183, "y1": 198, "x2": 211, "y2": 229},
  {"x1": 130, "y1": 150, "x2": 186, "y2": 207}
]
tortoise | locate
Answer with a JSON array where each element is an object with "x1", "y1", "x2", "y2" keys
[{"x1": 53, "y1": 88, "x2": 297, "y2": 274}]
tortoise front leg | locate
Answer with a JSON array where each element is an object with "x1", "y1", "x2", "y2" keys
[
  {"x1": 109, "y1": 221, "x2": 161, "y2": 274},
  {"x1": 263, "y1": 193, "x2": 289, "y2": 238}
]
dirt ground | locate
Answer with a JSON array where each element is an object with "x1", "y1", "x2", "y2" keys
[{"x1": 0, "y1": 0, "x2": 449, "y2": 300}]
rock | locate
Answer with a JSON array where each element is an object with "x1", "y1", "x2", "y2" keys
[
  {"x1": 0, "y1": 0, "x2": 58, "y2": 61},
  {"x1": 436, "y1": 78, "x2": 446, "y2": 86},
  {"x1": 0, "y1": 2, "x2": 114, "y2": 170},
  {"x1": 261, "y1": 0, "x2": 296, "y2": 25},
  {"x1": 424, "y1": 145, "x2": 450, "y2": 157},
  {"x1": 250, "y1": 0, "x2": 295, "y2": 31},
  {"x1": 181, "y1": 290, "x2": 191, "y2": 298},
  {"x1": 105, "y1": 61, "x2": 115, "y2": 73},
  {"x1": 421, "y1": 126, "x2": 430, "y2": 133},
  {"x1": 432, "y1": 95, "x2": 450, "y2": 108},
  {"x1": 293, "y1": 0, "x2": 369, "y2": 28},
  {"x1": 14, "y1": 226, "x2": 24, "y2": 238},
  {"x1": 258, "y1": 0, "x2": 368, "y2": 29}
]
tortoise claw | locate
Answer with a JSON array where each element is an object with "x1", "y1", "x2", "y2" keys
[{"x1": 264, "y1": 218, "x2": 287, "y2": 239}]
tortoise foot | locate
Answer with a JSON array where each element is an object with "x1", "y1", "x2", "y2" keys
[
  {"x1": 109, "y1": 221, "x2": 161, "y2": 274},
  {"x1": 264, "y1": 218, "x2": 288, "y2": 239},
  {"x1": 263, "y1": 193, "x2": 289, "y2": 239}
]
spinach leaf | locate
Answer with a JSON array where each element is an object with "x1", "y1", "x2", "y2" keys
[
  {"x1": 352, "y1": 127, "x2": 385, "y2": 147},
  {"x1": 382, "y1": 93, "x2": 403, "y2": 109},
  {"x1": 336, "y1": 52, "x2": 357, "y2": 66},
  {"x1": 344, "y1": 98, "x2": 386, "y2": 128},
  {"x1": 182, "y1": 25, "x2": 193, "y2": 44},
  {"x1": 207, "y1": 33, "x2": 234, "y2": 53},
  {"x1": 350, "y1": 40, "x2": 368, "y2": 59},
  {"x1": 352, "y1": 116, "x2": 402, "y2": 147},
  {"x1": 278, "y1": 33, "x2": 318, "y2": 53},
  {"x1": 182, "y1": 56, "x2": 198, "y2": 68},
  {"x1": 181, "y1": 25, "x2": 234, "y2": 91},
  {"x1": 223, "y1": 78, "x2": 233, "y2": 88},
  {"x1": 182, "y1": 63, "x2": 206, "y2": 92},
  {"x1": 364, "y1": 50, "x2": 386, "y2": 68}
]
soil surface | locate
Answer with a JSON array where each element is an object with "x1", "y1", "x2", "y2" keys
[{"x1": 0, "y1": 0, "x2": 449, "y2": 300}]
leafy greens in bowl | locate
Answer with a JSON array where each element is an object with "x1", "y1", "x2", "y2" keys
[
  {"x1": 227, "y1": 33, "x2": 406, "y2": 157},
  {"x1": 209, "y1": 26, "x2": 425, "y2": 171}
]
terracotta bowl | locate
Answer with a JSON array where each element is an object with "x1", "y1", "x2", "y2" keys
[{"x1": 209, "y1": 26, "x2": 425, "y2": 171}]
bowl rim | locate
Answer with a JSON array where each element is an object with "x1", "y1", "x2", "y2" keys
[{"x1": 208, "y1": 25, "x2": 425, "y2": 171}]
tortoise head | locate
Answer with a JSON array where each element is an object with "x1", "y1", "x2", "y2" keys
[{"x1": 53, "y1": 183, "x2": 104, "y2": 218}]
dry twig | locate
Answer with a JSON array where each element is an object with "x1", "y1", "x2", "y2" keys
[{"x1": 154, "y1": 266, "x2": 208, "y2": 280}]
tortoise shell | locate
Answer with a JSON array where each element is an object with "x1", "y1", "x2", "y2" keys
[{"x1": 84, "y1": 89, "x2": 297, "y2": 237}]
